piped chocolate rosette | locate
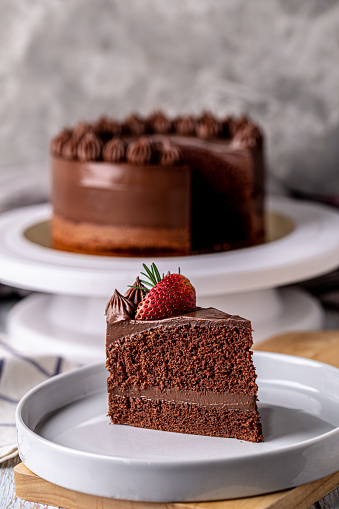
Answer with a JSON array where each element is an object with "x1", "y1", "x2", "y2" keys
[
  {"x1": 50, "y1": 110, "x2": 263, "y2": 163},
  {"x1": 105, "y1": 263, "x2": 196, "y2": 323}
]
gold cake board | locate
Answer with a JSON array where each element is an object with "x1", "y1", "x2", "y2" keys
[{"x1": 15, "y1": 330, "x2": 339, "y2": 509}]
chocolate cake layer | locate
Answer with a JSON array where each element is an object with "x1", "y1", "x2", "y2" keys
[
  {"x1": 106, "y1": 325, "x2": 257, "y2": 394},
  {"x1": 108, "y1": 396, "x2": 261, "y2": 441},
  {"x1": 52, "y1": 213, "x2": 191, "y2": 255}
]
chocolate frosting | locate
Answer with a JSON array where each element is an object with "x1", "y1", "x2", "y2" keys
[
  {"x1": 77, "y1": 132, "x2": 103, "y2": 161},
  {"x1": 108, "y1": 385, "x2": 256, "y2": 410},
  {"x1": 123, "y1": 277, "x2": 146, "y2": 307},
  {"x1": 51, "y1": 111, "x2": 264, "y2": 163},
  {"x1": 147, "y1": 111, "x2": 172, "y2": 134},
  {"x1": 122, "y1": 113, "x2": 145, "y2": 135},
  {"x1": 126, "y1": 137, "x2": 153, "y2": 165},
  {"x1": 51, "y1": 157, "x2": 191, "y2": 228},
  {"x1": 102, "y1": 138, "x2": 126, "y2": 162},
  {"x1": 106, "y1": 307, "x2": 251, "y2": 347},
  {"x1": 61, "y1": 138, "x2": 78, "y2": 160},
  {"x1": 105, "y1": 289, "x2": 136, "y2": 323},
  {"x1": 174, "y1": 115, "x2": 196, "y2": 136},
  {"x1": 159, "y1": 140, "x2": 182, "y2": 166},
  {"x1": 93, "y1": 116, "x2": 122, "y2": 137},
  {"x1": 72, "y1": 121, "x2": 91, "y2": 142},
  {"x1": 233, "y1": 122, "x2": 263, "y2": 149},
  {"x1": 50, "y1": 128, "x2": 72, "y2": 157},
  {"x1": 230, "y1": 115, "x2": 249, "y2": 136},
  {"x1": 196, "y1": 113, "x2": 222, "y2": 139}
]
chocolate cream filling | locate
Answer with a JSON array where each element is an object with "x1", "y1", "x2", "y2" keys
[{"x1": 108, "y1": 385, "x2": 256, "y2": 411}]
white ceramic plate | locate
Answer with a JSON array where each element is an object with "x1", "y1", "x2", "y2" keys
[{"x1": 16, "y1": 351, "x2": 339, "y2": 502}]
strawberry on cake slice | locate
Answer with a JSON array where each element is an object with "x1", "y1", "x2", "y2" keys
[{"x1": 105, "y1": 263, "x2": 263, "y2": 442}]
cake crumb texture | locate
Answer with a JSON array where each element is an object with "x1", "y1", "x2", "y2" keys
[
  {"x1": 108, "y1": 395, "x2": 263, "y2": 442},
  {"x1": 107, "y1": 324, "x2": 257, "y2": 394}
]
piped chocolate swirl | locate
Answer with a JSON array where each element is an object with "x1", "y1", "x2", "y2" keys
[
  {"x1": 123, "y1": 277, "x2": 146, "y2": 307},
  {"x1": 146, "y1": 111, "x2": 172, "y2": 134},
  {"x1": 50, "y1": 110, "x2": 264, "y2": 163},
  {"x1": 105, "y1": 289, "x2": 136, "y2": 323},
  {"x1": 77, "y1": 132, "x2": 103, "y2": 161},
  {"x1": 195, "y1": 112, "x2": 222, "y2": 139},
  {"x1": 121, "y1": 113, "x2": 146, "y2": 136},
  {"x1": 102, "y1": 138, "x2": 126, "y2": 162},
  {"x1": 126, "y1": 137, "x2": 153, "y2": 165},
  {"x1": 50, "y1": 128, "x2": 72, "y2": 157}
]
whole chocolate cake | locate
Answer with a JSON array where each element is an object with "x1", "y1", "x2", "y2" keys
[
  {"x1": 105, "y1": 264, "x2": 263, "y2": 442},
  {"x1": 51, "y1": 111, "x2": 265, "y2": 256}
]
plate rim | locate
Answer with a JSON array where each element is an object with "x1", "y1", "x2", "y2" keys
[{"x1": 16, "y1": 350, "x2": 339, "y2": 466}]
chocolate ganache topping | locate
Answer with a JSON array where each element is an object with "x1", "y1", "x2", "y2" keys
[
  {"x1": 160, "y1": 140, "x2": 182, "y2": 166},
  {"x1": 61, "y1": 137, "x2": 78, "y2": 160},
  {"x1": 174, "y1": 115, "x2": 196, "y2": 136},
  {"x1": 109, "y1": 385, "x2": 256, "y2": 411},
  {"x1": 106, "y1": 307, "x2": 252, "y2": 346},
  {"x1": 50, "y1": 128, "x2": 72, "y2": 157},
  {"x1": 77, "y1": 131, "x2": 103, "y2": 161},
  {"x1": 146, "y1": 111, "x2": 172, "y2": 134},
  {"x1": 105, "y1": 289, "x2": 136, "y2": 323},
  {"x1": 51, "y1": 110, "x2": 264, "y2": 164},
  {"x1": 93, "y1": 116, "x2": 122, "y2": 138},
  {"x1": 122, "y1": 113, "x2": 145, "y2": 135},
  {"x1": 72, "y1": 121, "x2": 91, "y2": 142},
  {"x1": 233, "y1": 122, "x2": 263, "y2": 149},
  {"x1": 229, "y1": 115, "x2": 249, "y2": 136},
  {"x1": 126, "y1": 137, "x2": 153, "y2": 165},
  {"x1": 102, "y1": 138, "x2": 126, "y2": 162},
  {"x1": 195, "y1": 112, "x2": 222, "y2": 139},
  {"x1": 124, "y1": 277, "x2": 146, "y2": 307}
]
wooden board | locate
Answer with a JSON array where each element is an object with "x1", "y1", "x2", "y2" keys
[{"x1": 14, "y1": 330, "x2": 339, "y2": 509}]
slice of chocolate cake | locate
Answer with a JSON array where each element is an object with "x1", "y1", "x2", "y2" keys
[{"x1": 105, "y1": 264, "x2": 263, "y2": 442}]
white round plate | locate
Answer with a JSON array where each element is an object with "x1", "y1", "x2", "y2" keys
[
  {"x1": 0, "y1": 195, "x2": 339, "y2": 297},
  {"x1": 16, "y1": 351, "x2": 339, "y2": 502}
]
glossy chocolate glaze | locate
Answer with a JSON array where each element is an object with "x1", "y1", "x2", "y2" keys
[
  {"x1": 106, "y1": 307, "x2": 251, "y2": 348},
  {"x1": 52, "y1": 158, "x2": 191, "y2": 228},
  {"x1": 108, "y1": 385, "x2": 256, "y2": 410}
]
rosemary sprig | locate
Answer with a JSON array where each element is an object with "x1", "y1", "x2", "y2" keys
[
  {"x1": 140, "y1": 262, "x2": 162, "y2": 288},
  {"x1": 128, "y1": 262, "x2": 181, "y2": 293}
]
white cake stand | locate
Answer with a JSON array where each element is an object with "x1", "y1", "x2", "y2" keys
[{"x1": 0, "y1": 195, "x2": 338, "y2": 363}]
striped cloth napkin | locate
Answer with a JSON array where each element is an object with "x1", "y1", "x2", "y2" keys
[{"x1": 0, "y1": 332, "x2": 76, "y2": 463}]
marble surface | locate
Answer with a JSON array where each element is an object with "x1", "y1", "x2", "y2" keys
[{"x1": 0, "y1": 0, "x2": 338, "y2": 194}]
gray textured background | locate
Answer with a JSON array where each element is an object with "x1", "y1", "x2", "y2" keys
[{"x1": 0, "y1": 0, "x2": 338, "y2": 194}]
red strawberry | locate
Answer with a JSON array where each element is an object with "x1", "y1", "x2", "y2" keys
[{"x1": 135, "y1": 264, "x2": 196, "y2": 320}]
